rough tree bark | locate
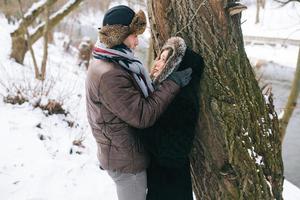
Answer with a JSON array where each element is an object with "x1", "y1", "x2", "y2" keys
[
  {"x1": 147, "y1": 0, "x2": 284, "y2": 199},
  {"x1": 30, "y1": 0, "x2": 83, "y2": 45}
]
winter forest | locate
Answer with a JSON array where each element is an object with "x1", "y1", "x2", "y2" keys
[{"x1": 0, "y1": 0, "x2": 300, "y2": 199}]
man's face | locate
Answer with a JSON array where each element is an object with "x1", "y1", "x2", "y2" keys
[{"x1": 123, "y1": 34, "x2": 139, "y2": 50}]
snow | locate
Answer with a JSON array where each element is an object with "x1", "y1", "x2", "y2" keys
[
  {"x1": 0, "y1": 14, "x2": 12, "y2": 59},
  {"x1": 242, "y1": 1, "x2": 300, "y2": 41},
  {"x1": 30, "y1": 0, "x2": 82, "y2": 36},
  {"x1": 24, "y1": 0, "x2": 48, "y2": 18},
  {"x1": 247, "y1": 146, "x2": 264, "y2": 165},
  {"x1": 242, "y1": 1, "x2": 300, "y2": 68},
  {"x1": 11, "y1": 0, "x2": 48, "y2": 33},
  {"x1": 0, "y1": 104, "x2": 117, "y2": 200},
  {"x1": 245, "y1": 45, "x2": 299, "y2": 69},
  {"x1": 256, "y1": 155, "x2": 263, "y2": 165},
  {"x1": 1, "y1": 0, "x2": 300, "y2": 199},
  {"x1": 0, "y1": 13, "x2": 117, "y2": 199},
  {"x1": 284, "y1": 180, "x2": 300, "y2": 200},
  {"x1": 0, "y1": 99, "x2": 298, "y2": 200}
]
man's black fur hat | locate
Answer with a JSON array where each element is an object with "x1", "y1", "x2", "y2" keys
[{"x1": 99, "y1": 5, "x2": 147, "y2": 48}]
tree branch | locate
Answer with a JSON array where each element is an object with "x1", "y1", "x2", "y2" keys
[
  {"x1": 40, "y1": 0, "x2": 50, "y2": 81},
  {"x1": 18, "y1": 0, "x2": 40, "y2": 79},
  {"x1": 280, "y1": 47, "x2": 300, "y2": 142},
  {"x1": 11, "y1": 0, "x2": 58, "y2": 37},
  {"x1": 274, "y1": 0, "x2": 300, "y2": 7},
  {"x1": 30, "y1": 0, "x2": 83, "y2": 45}
]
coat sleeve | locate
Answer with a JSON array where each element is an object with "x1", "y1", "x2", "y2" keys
[
  {"x1": 139, "y1": 87, "x2": 199, "y2": 168},
  {"x1": 99, "y1": 69, "x2": 180, "y2": 129}
]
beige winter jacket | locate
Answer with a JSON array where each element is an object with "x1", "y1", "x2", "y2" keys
[{"x1": 86, "y1": 59, "x2": 180, "y2": 173}]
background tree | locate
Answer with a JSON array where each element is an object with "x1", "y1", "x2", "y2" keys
[
  {"x1": 10, "y1": 0, "x2": 83, "y2": 64},
  {"x1": 275, "y1": 0, "x2": 300, "y2": 143},
  {"x1": 17, "y1": 0, "x2": 39, "y2": 79},
  {"x1": 98, "y1": 0, "x2": 112, "y2": 12},
  {"x1": 279, "y1": 48, "x2": 300, "y2": 141},
  {"x1": 255, "y1": 0, "x2": 266, "y2": 24},
  {"x1": 40, "y1": 0, "x2": 50, "y2": 81},
  {"x1": 147, "y1": 0, "x2": 284, "y2": 199},
  {"x1": 275, "y1": 0, "x2": 300, "y2": 6}
]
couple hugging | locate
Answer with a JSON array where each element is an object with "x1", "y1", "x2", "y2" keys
[{"x1": 86, "y1": 5, "x2": 204, "y2": 200}]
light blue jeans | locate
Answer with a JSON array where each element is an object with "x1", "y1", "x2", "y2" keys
[{"x1": 107, "y1": 170, "x2": 147, "y2": 200}]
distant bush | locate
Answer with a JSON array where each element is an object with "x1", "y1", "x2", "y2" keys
[
  {"x1": 3, "y1": 93, "x2": 27, "y2": 105},
  {"x1": 38, "y1": 99, "x2": 67, "y2": 115}
]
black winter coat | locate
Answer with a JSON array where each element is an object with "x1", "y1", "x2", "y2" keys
[{"x1": 137, "y1": 48, "x2": 205, "y2": 200}]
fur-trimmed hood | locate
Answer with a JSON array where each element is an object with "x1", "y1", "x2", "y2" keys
[
  {"x1": 99, "y1": 10, "x2": 147, "y2": 48},
  {"x1": 152, "y1": 37, "x2": 187, "y2": 85}
]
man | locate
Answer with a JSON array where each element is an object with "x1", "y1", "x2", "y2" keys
[{"x1": 85, "y1": 5, "x2": 192, "y2": 200}]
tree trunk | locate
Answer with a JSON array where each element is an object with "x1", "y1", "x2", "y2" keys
[
  {"x1": 10, "y1": 35, "x2": 28, "y2": 64},
  {"x1": 256, "y1": 0, "x2": 261, "y2": 24},
  {"x1": 17, "y1": 0, "x2": 39, "y2": 79},
  {"x1": 10, "y1": 0, "x2": 58, "y2": 38},
  {"x1": 31, "y1": 0, "x2": 83, "y2": 45},
  {"x1": 279, "y1": 47, "x2": 300, "y2": 141},
  {"x1": 40, "y1": 1, "x2": 50, "y2": 81},
  {"x1": 147, "y1": 0, "x2": 284, "y2": 199}
]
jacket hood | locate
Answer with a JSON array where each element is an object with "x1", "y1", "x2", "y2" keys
[{"x1": 152, "y1": 37, "x2": 187, "y2": 85}]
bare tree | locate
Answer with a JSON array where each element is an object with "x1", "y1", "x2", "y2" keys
[
  {"x1": 17, "y1": 0, "x2": 39, "y2": 79},
  {"x1": 10, "y1": 0, "x2": 83, "y2": 64},
  {"x1": 40, "y1": 1, "x2": 50, "y2": 81},
  {"x1": 0, "y1": 0, "x2": 36, "y2": 23},
  {"x1": 147, "y1": 0, "x2": 284, "y2": 199},
  {"x1": 275, "y1": 0, "x2": 300, "y2": 6},
  {"x1": 279, "y1": 47, "x2": 300, "y2": 141},
  {"x1": 256, "y1": 0, "x2": 266, "y2": 24},
  {"x1": 10, "y1": 0, "x2": 58, "y2": 64}
]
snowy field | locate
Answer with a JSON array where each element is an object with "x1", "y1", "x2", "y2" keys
[
  {"x1": 0, "y1": 13, "x2": 118, "y2": 199},
  {"x1": 1, "y1": 1, "x2": 300, "y2": 199}
]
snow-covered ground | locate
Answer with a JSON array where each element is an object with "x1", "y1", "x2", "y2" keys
[
  {"x1": 0, "y1": 13, "x2": 118, "y2": 199},
  {"x1": 242, "y1": 1, "x2": 300, "y2": 68},
  {"x1": 0, "y1": 101, "x2": 117, "y2": 200},
  {"x1": 1, "y1": 0, "x2": 300, "y2": 199},
  {"x1": 242, "y1": 1, "x2": 300, "y2": 41}
]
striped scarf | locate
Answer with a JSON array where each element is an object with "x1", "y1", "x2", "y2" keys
[{"x1": 92, "y1": 40, "x2": 154, "y2": 97}]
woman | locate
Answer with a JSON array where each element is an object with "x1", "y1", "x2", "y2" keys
[{"x1": 137, "y1": 37, "x2": 205, "y2": 200}]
